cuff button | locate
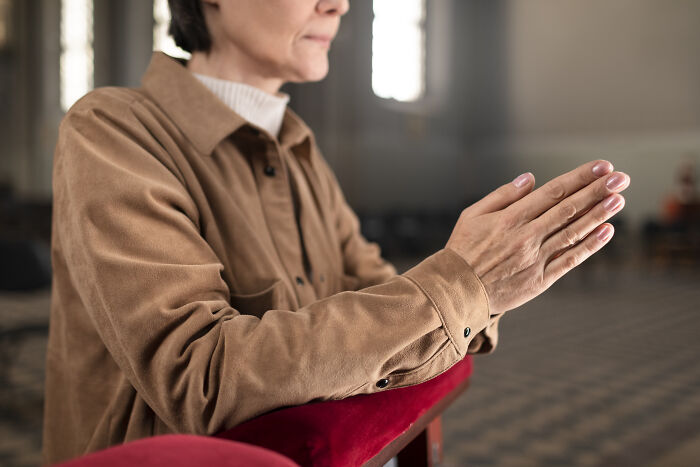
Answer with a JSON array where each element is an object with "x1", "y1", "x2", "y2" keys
[
  {"x1": 464, "y1": 327, "x2": 471, "y2": 338},
  {"x1": 376, "y1": 378, "x2": 390, "y2": 389}
]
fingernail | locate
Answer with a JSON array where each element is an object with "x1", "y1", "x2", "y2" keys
[
  {"x1": 592, "y1": 161, "x2": 612, "y2": 176},
  {"x1": 603, "y1": 194, "x2": 623, "y2": 212},
  {"x1": 606, "y1": 173, "x2": 627, "y2": 191},
  {"x1": 597, "y1": 225, "x2": 613, "y2": 242},
  {"x1": 513, "y1": 172, "x2": 532, "y2": 188}
]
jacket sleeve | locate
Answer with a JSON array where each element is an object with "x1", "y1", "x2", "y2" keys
[
  {"x1": 316, "y1": 153, "x2": 501, "y2": 355},
  {"x1": 53, "y1": 100, "x2": 493, "y2": 436}
]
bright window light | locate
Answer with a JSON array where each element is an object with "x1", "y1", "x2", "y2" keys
[
  {"x1": 60, "y1": 0, "x2": 94, "y2": 112},
  {"x1": 153, "y1": 0, "x2": 191, "y2": 60},
  {"x1": 372, "y1": 0, "x2": 426, "y2": 102}
]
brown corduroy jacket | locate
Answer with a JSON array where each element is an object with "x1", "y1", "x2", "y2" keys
[{"x1": 43, "y1": 52, "x2": 500, "y2": 464}]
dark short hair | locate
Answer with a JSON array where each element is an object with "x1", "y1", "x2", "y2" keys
[{"x1": 168, "y1": 0, "x2": 211, "y2": 53}]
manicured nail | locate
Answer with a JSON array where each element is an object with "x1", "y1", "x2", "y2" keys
[
  {"x1": 603, "y1": 194, "x2": 623, "y2": 212},
  {"x1": 592, "y1": 161, "x2": 613, "y2": 176},
  {"x1": 606, "y1": 173, "x2": 627, "y2": 191},
  {"x1": 513, "y1": 172, "x2": 532, "y2": 188},
  {"x1": 597, "y1": 225, "x2": 614, "y2": 242}
]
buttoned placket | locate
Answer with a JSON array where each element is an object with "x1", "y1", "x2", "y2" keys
[
  {"x1": 283, "y1": 147, "x2": 343, "y2": 299},
  {"x1": 254, "y1": 133, "x2": 316, "y2": 305}
]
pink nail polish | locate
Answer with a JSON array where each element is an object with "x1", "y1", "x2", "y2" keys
[
  {"x1": 603, "y1": 195, "x2": 623, "y2": 212},
  {"x1": 513, "y1": 173, "x2": 531, "y2": 188},
  {"x1": 606, "y1": 173, "x2": 627, "y2": 191},
  {"x1": 592, "y1": 161, "x2": 612, "y2": 176},
  {"x1": 597, "y1": 225, "x2": 613, "y2": 242}
]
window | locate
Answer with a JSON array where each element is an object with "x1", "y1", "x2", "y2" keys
[
  {"x1": 153, "y1": 0, "x2": 191, "y2": 60},
  {"x1": 0, "y1": 0, "x2": 11, "y2": 49},
  {"x1": 372, "y1": 0, "x2": 426, "y2": 102},
  {"x1": 60, "y1": 0, "x2": 94, "y2": 112}
]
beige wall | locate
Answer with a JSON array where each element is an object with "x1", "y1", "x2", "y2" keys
[
  {"x1": 506, "y1": 0, "x2": 700, "y2": 136},
  {"x1": 497, "y1": 0, "x2": 700, "y2": 226}
]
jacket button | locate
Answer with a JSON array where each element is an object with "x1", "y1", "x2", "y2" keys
[
  {"x1": 295, "y1": 276, "x2": 304, "y2": 286},
  {"x1": 264, "y1": 165, "x2": 276, "y2": 177},
  {"x1": 376, "y1": 378, "x2": 390, "y2": 389},
  {"x1": 464, "y1": 327, "x2": 471, "y2": 338}
]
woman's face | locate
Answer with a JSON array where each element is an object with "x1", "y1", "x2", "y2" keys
[{"x1": 203, "y1": 0, "x2": 349, "y2": 84}]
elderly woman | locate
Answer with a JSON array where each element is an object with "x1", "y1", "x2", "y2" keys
[{"x1": 43, "y1": 0, "x2": 629, "y2": 463}]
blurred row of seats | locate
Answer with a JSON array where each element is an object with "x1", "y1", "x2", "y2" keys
[
  {"x1": 358, "y1": 208, "x2": 463, "y2": 261},
  {"x1": 0, "y1": 183, "x2": 52, "y2": 291}
]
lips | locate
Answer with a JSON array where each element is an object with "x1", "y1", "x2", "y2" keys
[{"x1": 303, "y1": 35, "x2": 333, "y2": 48}]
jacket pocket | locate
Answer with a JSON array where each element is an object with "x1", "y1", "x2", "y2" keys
[{"x1": 230, "y1": 279, "x2": 287, "y2": 319}]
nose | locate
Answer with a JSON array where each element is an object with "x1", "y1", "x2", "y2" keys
[{"x1": 317, "y1": 0, "x2": 350, "y2": 16}]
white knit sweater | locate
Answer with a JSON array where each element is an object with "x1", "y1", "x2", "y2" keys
[{"x1": 193, "y1": 73, "x2": 290, "y2": 138}]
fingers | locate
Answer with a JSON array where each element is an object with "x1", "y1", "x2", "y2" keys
[
  {"x1": 507, "y1": 160, "x2": 614, "y2": 223},
  {"x1": 465, "y1": 172, "x2": 535, "y2": 217},
  {"x1": 543, "y1": 223, "x2": 614, "y2": 286},
  {"x1": 540, "y1": 193, "x2": 625, "y2": 259},
  {"x1": 531, "y1": 171, "x2": 630, "y2": 240}
]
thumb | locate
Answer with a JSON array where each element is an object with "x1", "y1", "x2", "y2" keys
[{"x1": 464, "y1": 172, "x2": 535, "y2": 218}]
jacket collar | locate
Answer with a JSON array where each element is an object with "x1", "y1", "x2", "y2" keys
[{"x1": 141, "y1": 52, "x2": 311, "y2": 156}]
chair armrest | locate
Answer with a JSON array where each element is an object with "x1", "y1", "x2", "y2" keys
[
  {"x1": 55, "y1": 434, "x2": 299, "y2": 467},
  {"x1": 216, "y1": 356, "x2": 473, "y2": 466}
]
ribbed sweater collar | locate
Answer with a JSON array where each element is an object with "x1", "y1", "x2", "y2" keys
[{"x1": 193, "y1": 73, "x2": 290, "y2": 139}]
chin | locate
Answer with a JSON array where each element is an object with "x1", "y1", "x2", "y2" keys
[{"x1": 289, "y1": 56, "x2": 330, "y2": 83}]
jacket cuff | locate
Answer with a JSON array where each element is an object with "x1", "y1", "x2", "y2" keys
[
  {"x1": 403, "y1": 248, "x2": 491, "y2": 358},
  {"x1": 467, "y1": 314, "x2": 502, "y2": 354}
]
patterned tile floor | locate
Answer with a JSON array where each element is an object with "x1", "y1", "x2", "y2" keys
[
  {"x1": 0, "y1": 258, "x2": 698, "y2": 466},
  {"x1": 0, "y1": 290, "x2": 49, "y2": 467},
  {"x1": 441, "y1": 261, "x2": 700, "y2": 467}
]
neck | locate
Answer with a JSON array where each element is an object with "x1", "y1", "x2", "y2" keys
[{"x1": 187, "y1": 48, "x2": 284, "y2": 95}]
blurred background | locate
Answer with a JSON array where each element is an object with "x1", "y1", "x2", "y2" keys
[{"x1": 1, "y1": 0, "x2": 699, "y2": 466}]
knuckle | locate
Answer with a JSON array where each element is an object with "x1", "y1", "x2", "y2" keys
[
  {"x1": 498, "y1": 183, "x2": 513, "y2": 197},
  {"x1": 535, "y1": 272, "x2": 548, "y2": 291},
  {"x1": 545, "y1": 181, "x2": 566, "y2": 202},
  {"x1": 513, "y1": 235, "x2": 539, "y2": 267},
  {"x1": 559, "y1": 203, "x2": 577, "y2": 221},
  {"x1": 513, "y1": 234, "x2": 531, "y2": 252},
  {"x1": 598, "y1": 179, "x2": 611, "y2": 196},
  {"x1": 565, "y1": 254, "x2": 579, "y2": 270},
  {"x1": 539, "y1": 269, "x2": 551, "y2": 289},
  {"x1": 459, "y1": 205, "x2": 477, "y2": 221},
  {"x1": 486, "y1": 185, "x2": 510, "y2": 207},
  {"x1": 596, "y1": 207, "x2": 609, "y2": 223},
  {"x1": 525, "y1": 252, "x2": 539, "y2": 269},
  {"x1": 561, "y1": 227, "x2": 579, "y2": 247},
  {"x1": 579, "y1": 168, "x2": 592, "y2": 184},
  {"x1": 584, "y1": 238, "x2": 598, "y2": 254}
]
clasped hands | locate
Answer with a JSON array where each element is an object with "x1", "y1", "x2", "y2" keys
[{"x1": 446, "y1": 160, "x2": 629, "y2": 315}]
